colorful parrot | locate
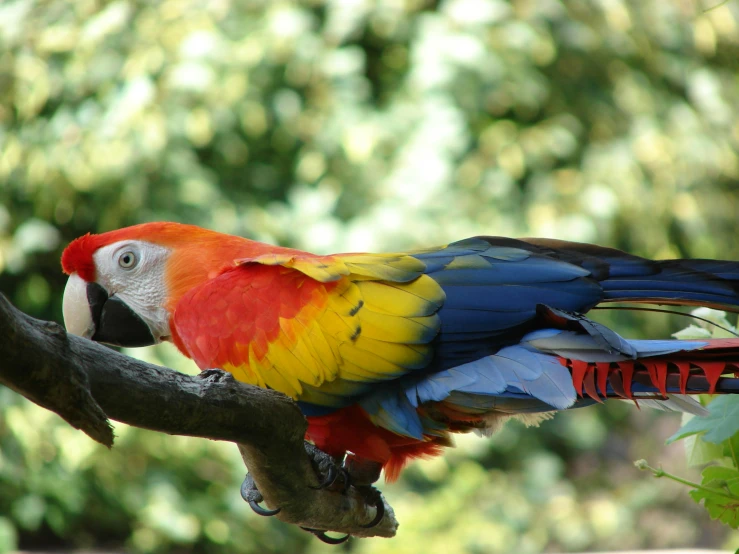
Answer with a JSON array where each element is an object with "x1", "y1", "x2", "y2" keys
[{"x1": 61, "y1": 222, "x2": 739, "y2": 533}]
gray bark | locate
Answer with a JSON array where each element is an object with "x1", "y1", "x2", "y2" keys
[{"x1": 0, "y1": 294, "x2": 397, "y2": 538}]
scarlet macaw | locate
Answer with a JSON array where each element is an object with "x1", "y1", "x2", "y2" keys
[{"x1": 61, "y1": 222, "x2": 739, "y2": 531}]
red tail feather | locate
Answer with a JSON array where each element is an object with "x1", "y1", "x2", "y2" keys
[{"x1": 562, "y1": 339, "x2": 739, "y2": 401}]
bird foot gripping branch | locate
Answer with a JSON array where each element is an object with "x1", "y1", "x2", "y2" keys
[{"x1": 241, "y1": 442, "x2": 386, "y2": 544}]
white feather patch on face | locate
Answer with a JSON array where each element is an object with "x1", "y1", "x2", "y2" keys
[{"x1": 93, "y1": 240, "x2": 173, "y2": 342}]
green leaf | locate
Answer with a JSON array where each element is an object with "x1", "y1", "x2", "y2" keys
[
  {"x1": 723, "y1": 435, "x2": 739, "y2": 464},
  {"x1": 667, "y1": 396, "x2": 739, "y2": 444},
  {"x1": 683, "y1": 433, "x2": 726, "y2": 467},
  {"x1": 702, "y1": 466, "x2": 739, "y2": 495},
  {"x1": 689, "y1": 466, "x2": 739, "y2": 529}
]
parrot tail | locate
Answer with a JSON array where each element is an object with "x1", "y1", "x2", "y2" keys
[
  {"x1": 562, "y1": 337, "x2": 739, "y2": 402},
  {"x1": 600, "y1": 258, "x2": 739, "y2": 310},
  {"x1": 520, "y1": 238, "x2": 739, "y2": 311}
]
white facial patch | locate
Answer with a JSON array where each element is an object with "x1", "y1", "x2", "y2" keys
[{"x1": 93, "y1": 240, "x2": 173, "y2": 342}]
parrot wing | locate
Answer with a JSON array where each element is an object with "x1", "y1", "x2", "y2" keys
[
  {"x1": 171, "y1": 235, "x2": 739, "y2": 425},
  {"x1": 170, "y1": 250, "x2": 446, "y2": 406}
]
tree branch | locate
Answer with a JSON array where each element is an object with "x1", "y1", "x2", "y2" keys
[{"x1": 0, "y1": 294, "x2": 397, "y2": 539}]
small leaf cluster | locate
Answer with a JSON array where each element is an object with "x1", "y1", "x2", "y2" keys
[{"x1": 642, "y1": 309, "x2": 739, "y2": 530}]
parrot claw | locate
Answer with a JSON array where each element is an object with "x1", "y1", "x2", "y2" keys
[
  {"x1": 301, "y1": 444, "x2": 385, "y2": 535},
  {"x1": 357, "y1": 486, "x2": 385, "y2": 528},
  {"x1": 300, "y1": 527, "x2": 350, "y2": 545},
  {"x1": 247, "y1": 498, "x2": 281, "y2": 517},
  {"x1": 304, "y1": 442, "x2": 350, "y2": 492},
  {"x1": 241, "y1": 473, "x2": 281, "y2": 517},
  {"x1": 361, "y1": 501, "x2": 385, "y2": 528},
  {"x1": 309, "y1": 463, "x2": 338, "y2": 489},
  {"x1": 310, "y1": 463, "x2": 352, "y2": 492}
]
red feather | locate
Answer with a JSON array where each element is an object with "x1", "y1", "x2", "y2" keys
[
  {"x1": 306, "y1": 406, "x2": 448, "y2": 483},
  {"x1": 174, "y1": 264, "x2": 336, "y2": 369}
]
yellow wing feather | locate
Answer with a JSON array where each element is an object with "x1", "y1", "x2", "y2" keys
[
  {"x1": 355, "y1": 278, "x2": 443, "y2": 316},
  {"x1": 176, "y1": 250, "x2": 445, "y2": 404}
]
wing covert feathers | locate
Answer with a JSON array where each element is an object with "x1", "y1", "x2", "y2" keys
[
  {"x1": 172, "y1": 253, "x2": 445, "y2": 402},
  {"x1": 236, "y1": 250, "x2": 427, "y2": 283}
]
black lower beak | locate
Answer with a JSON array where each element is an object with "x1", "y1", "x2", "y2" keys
[{"x1": 86, "y1": 283, "x2": 156, "y2": 347}]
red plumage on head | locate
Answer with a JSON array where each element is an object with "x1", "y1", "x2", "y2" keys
[
  {"x1": 60, "y1": 221, "x2": 281, "y2": 284},
  {"x1": 61, "y1": 233, "x2": 105, "y2": 281},
  {"x1": 61, "y1": 222, "x2": 215, "y2": 281}
]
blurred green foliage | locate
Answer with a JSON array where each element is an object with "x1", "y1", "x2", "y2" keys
[{"x1": 1, "y1": 0, "x2": 739, "y2": 552}]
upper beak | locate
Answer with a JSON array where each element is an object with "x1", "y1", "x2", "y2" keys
[
  {"x1": 63, "y1": 273, "x2": 96, "y2": 339},
  {"x1": 63, "y1": 273, "x2": 156, "y2": 347}
]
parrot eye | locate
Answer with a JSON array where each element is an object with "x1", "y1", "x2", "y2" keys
[{"x1": 118, "y1": 251, "x2": 137, "y2": 269}]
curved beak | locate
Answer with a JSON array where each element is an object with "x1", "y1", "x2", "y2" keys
[{"x1": 63, "y1": 273, "x2": 156, "y2": 347}]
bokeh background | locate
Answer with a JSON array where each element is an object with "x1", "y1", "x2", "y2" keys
[{"x1": 1, "y1": 0, "x2": 739, "y2": 552}]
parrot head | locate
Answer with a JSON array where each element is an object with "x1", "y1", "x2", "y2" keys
[{"x1": 60, "y1": 222, "x2": 259, "y2": 347}]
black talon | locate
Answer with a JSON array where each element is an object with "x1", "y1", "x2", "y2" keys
[
  {"x1": 310, "y1": 464, "x2": 338, "y2": 490},
  {"x1": 247, "y1": 498, "x2": 281, "y2": 517},
  {"x1": 300, "y1": 527, "x2": 350, "y2": 545},
  {"x1": 360, "y1": 497, "x2": 385, "y2": 528},
  {"x1": 241, "y1": 473, "x2": 281, "y2": 517},
  {"x1": 304, "y1": 442, "x2": 351, "y2": 492},
  {"x1": 357, "y1": 486, "x2": 385, "y2": 528}
]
